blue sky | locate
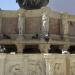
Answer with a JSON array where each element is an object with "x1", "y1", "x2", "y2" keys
[
  {"x1": 0, "y1": 0, "x2": 75, "y2": 15},
  {"x1": 0, "y1": 0, "x2": 19, "y2": 10}
]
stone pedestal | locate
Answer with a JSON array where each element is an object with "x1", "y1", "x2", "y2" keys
[
  {"x1": 61, "y1": 13, "x2": 69, "y2": 41},
  {"x1": 39, "y1": 44, "x2": 50, "y2": 53},
  {"x1": 0, "y1": 13, "x2": 2, "y2": 34},
  {"x1": 61, "y1": 44, "x2": 70, "y2": 54},
  {"x1": 16, "y1": 44, "x2": 25, "y2": 53},
  {"x1": 17, "y1": 35, "x2": 24, "y2": 41}
]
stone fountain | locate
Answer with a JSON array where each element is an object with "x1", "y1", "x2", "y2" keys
[
  {"x1": 17, "y1": 0, "x2": 49, "y2": 39},
  {"x1": 16, "y1": 0, "x2": 49, "y2": 9}
]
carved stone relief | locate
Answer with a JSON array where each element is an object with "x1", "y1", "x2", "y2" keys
[
  {"x1": 27, "y1": 55, "x2": 46, "y2": 75},
  {"x1": 7, "y1": 64, "x2": 24, "y2": 75},
  {"x1": 54, "y1": 63, "x2": 64, "y2": 75},
  {"x1": 28, "y1": 59, "x2": 46, "y2": 75},
  {"x1": 0, "y1": 54, "x2": 75, "y2": 75},
  {"x1": 4, "y1": 55, "x2": 46, "y2": 75},
  {"x1": 44, "y1": 55, "x2": 66, "y2": 75},
  {"x1": 5, "y1": 63, "x2": 25, "y2": 75},
  {"x1": 70, "y1": 62, "x2": 75, "y2": 75},
  {"x1": 4, "y1": 55, "x2": 25, "y2": 75}
]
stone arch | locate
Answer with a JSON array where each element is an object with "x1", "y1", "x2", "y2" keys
[
  {"x1": 68, "y1": 45, "x2": 75, "y2": 54},
  {"x1": 48, "y1": 45, "x2": 62, "y2": 54},
  {"x1": 23, "y1": 44, "x2": 41, "y2": 53},
  {"x1": 0, "y1": 44, "x2": 17, "y2": 53}
]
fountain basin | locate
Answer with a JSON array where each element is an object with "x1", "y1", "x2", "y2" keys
[{"x1": 16, "y1": 0, "x2": 49, "y2": 9}]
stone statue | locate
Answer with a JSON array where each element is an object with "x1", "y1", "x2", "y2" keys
[{"x1": 16, "y1": 0, "x2": 49, "y2": 9}]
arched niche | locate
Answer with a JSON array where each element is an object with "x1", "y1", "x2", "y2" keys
[
  {"x1": 48, "y1": 45, "x2": 62, "y2": 54},
  {"x1": 23, "y1": 44, "x2": 41, "y2": 54}
]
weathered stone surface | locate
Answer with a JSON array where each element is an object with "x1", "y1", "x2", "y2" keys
[
  {"x1": 49, "y1": 18, "x2": 61, "y2": 35},
  {"x1": 0, "y1": 54, "x2": 74, "y2": 75},
  {"x1": 2, "y1": 17, "x2": 18, "y2": 34},
  {"x1": 4, "y1": 54, "x2": 46, "y2": 75},
  {"x1": 25, "y1": 16, "x2": 41, "y2": 34},
  {"x1": 44, "y1": 54, "x2": 66, "y2": 75},
  {"x1": 0, "y1": 54, "x2": 6, "y2": 75},
  {"x1": 5, "y1": 55, "x2": 25, "y2": 75},
  {"x1": 70, "y1": 55, "x2": 75, "y2": 75}
]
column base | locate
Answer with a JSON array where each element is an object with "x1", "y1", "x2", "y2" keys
[
  {"x1": 16, "y1": 44, "x2": 25, "y2": 53},
  {"x1": 61, "y1": 44, "x2": 70, "y2": 54},
  {"x1": 39, "y1": 44, "x2": 50, "y2": 53}
]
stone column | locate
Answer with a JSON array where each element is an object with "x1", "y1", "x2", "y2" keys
[
  {"x1": 39, "y1": 44, "x2": 50, "y2": 53},
  {"x1": 0, "y1": 12, "x2": 2, "y2": 34},
  {"x1": 17, "y1": 13, "x2": 25, "y2": 40},
  {"x1": 61, "y1": 13, "x2": 69, "y2": 41},
  {"x1": 61, "y1": 44, "x2": 70, "y2": 53},
  {"x1": 0, "y1": 55, "x2": 6, "y2": 75},
  {"x1": 16, "y1": 43, "x2": 25, "y2": 53}
]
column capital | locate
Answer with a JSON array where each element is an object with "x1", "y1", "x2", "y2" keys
[
  {"x1": 39, "y1": 44, "x2": 50, "y2": 53},
  {"x1": 16, "y1": 43, "x2": 25, "y2": 53},
  {"x1": 61, "y1": 44, "x2": 70, "y2": 51}
]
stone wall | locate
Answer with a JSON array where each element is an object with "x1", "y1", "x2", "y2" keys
[
  {"x1": 49, "y1": 18, "x2": 61, "y2": 35},
  {"x1": 25, "y1": 16, "x2": 42, "y2": 34},
  {"x1": 0, "y1": 8, "x2": 75, "y2": 38},
  {"x1": 68, "y1": 21, "x2": 75, "y2": 36},
  {"x1": 0, "y1": 54, "x2": 75, "y2": 75},
  {"x1": 2, "y1": 17, "x2": 18, "y2": 34}
]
